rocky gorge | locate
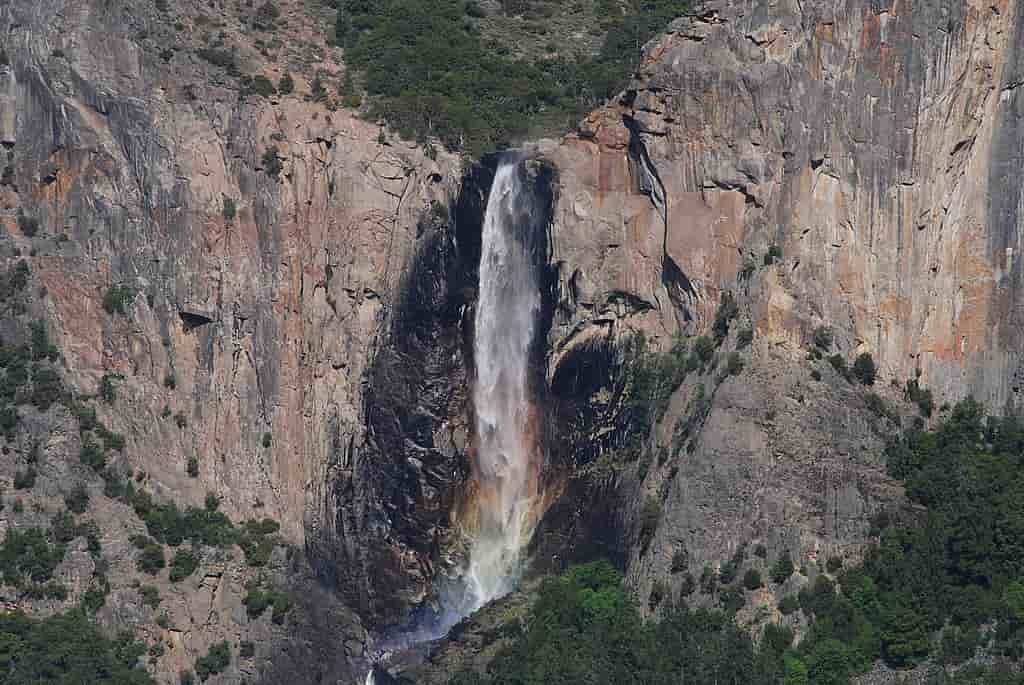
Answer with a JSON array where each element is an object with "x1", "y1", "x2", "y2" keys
[{"x1": 0, "y1": 0, "x2": 1022, "y2": 682}]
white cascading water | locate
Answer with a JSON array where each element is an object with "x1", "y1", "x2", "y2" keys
[
  {"x1": 363, "y1": 157, "x2": 542, "y2": 682},
  {"x1": 464, "y1": 157, "x2": 542, "y2": 609}
]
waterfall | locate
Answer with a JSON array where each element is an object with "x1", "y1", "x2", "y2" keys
[
  {"x1": 464, "y1": 157, "x2": 542, "y2": 609},
  {"x1": 360, "y1": 156, "x2": 544, "y2": 684}
]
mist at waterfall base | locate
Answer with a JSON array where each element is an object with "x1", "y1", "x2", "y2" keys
[{"x1": 364, "y1": 156, "x2": 544, "y2": 680}]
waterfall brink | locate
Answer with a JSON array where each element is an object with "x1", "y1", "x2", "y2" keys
[{"x1": 464, "y1": 156, "x2": 543, "y2": 610}]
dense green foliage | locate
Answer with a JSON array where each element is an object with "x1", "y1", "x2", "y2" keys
[
  {"x1": 336, "y1": 0, "x2": 690, "y2": 155},
  {"x1": 0, "y1": 610, "x2": 152, "y2": 683},
  {"x1": 243, "y1": 584, "x2": 292, "y2": 624},
  {"x1": 194, "y1": 640, "x2": 231, "y2": 681},
  {"x1": 169, "y1": 548, "x2": 200, "y2": 582},
  {"x1": 0, "y1": 527, "x2": 64, "y2": 588},
  {"x1": 102, "y1": 284, "x2": 135, "y2": 316},
  {"x1": 449, "y1": 561, "x2": 778, "y2": 685},
  {"x1": 778, "y1": 399, "x2": 1024, "y2": 681},
  {"x1": 452, "y1": 399, "x2": 1024, "y2": 685}
]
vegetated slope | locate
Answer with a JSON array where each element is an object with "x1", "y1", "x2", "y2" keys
[
  {"x1": 413, "y1": 400, "x2": 1024, "y2": 685},
  {"x1": 333, "y1": 0, "x2": 691, "y2": 154}
]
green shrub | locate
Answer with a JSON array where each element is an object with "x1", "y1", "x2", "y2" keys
[
  {"x1": 679, "y1": 571, "x2": 696, "y2": 597},
  {"x1": 262, "y1": 432, "x2": 272, "y2": 448},
  {"x1": 196, "y1": 47, "x2": 238, "y2": 75},
  {"x1": 103, "y1": 284, "x2": 135, "y2": 316},
  {"x1": 763, "y1": 623, "x2": 794, "y2": 654},
  {"x1": 770, "y1": 551, "x2": 795, "y2": 584},
  {"x1": 828, "y1": 354, "x2": 852, "y2": 382},
  {"x1": 64, "y1": 484, "x2": 89, "y2": 514},
  {"x1": 169, "y1": 548, "x2": 200, "y2": 583},
  {"x1": 813, "y1": 326, "x2": 833, "y2": 351},
  {"x1": 242, "y1": 74, "x2": 277, "y2": 98},
  {"x1": 136, "y1": 543, "x2": 165, "y2": 575},
  {"x1": 79, "y1": 440, "x2": 106, "y2": 472},
  {"x1": 164, "y1": 373, "x2": 176, "y2": 389},
  {"x1": 278, "y1": 72, "x2": 294, "y2": 94},
  {"x1": 222, "y1": 197, "x2": 236, "y2": 222},
  {"x1": 30, "y1": 321, "x2": 58, "y2": 361},
  {"x1": 779, "y1": 594, "x2": 800, "y2": 615},
  {"x1": 737, "y1": 328, "x2": 754, "y2": 349},
  {"x1": 671, "y1": 548, "x2": 689, "y2": 573},
  {"x1": 187, "y1": 456, "x2": 199, "y2": 478},
  {"x1": 179, "y1": 670, "x2": 195, "y2": 685},
  {"x1": 764, "y1": 244, "x2": 782, "y2": 265},
  {"x1": 852, "y1": 352, "x2": 876, "y2": 385},
  {"x1": 243, "y1": 586, "x2": 292, "y2": 624},
  {"x1": 31, "y1": 365, "x2": 64, "y2": 410},
  {"x1": 253, "y1": 2, "x2": 280, "y2": 30},
  {"x1": 712, "y1": 292, "x2": 739, "y2": 342},
  {"x1": 17, "y1": 211, "x2": 40, "y2": 237},
  {"x1": 13, "y1": 467, "x2": 36, "y2": 490},
  {"x1": 742, "y1": 568, "x2": 763, "y2": 590},
  {"x1": 195, "y1": 640, "x2": 231, "y2": 680},
  {"x1": 50, "y1": 511, "x2": 78, "y2": 544},
  {"x1": 904, "y1": 378, "x2": 934, "y2": 417},
  {"x1": 725, "y1": 351, "x2": 744, "y2": 376},
  {"x1": 693, "y1": 335, "x2": 715, "y2": 365},
  {"x1": 238, "y1": 518, "x2": 279, "y2": 567},
  {"x1": 649, "y1": 579, "x2": 667, "y2": 607},
  {"x1": 826, "y1": 556, "x2": 843, "y2": 574},
  {"x1": 261, "y1": 147, "x2": 283, "y2": 178},
  {"x1": 240, "y1": 640, "x2": 255, "y2": 658},
  {"x1": 139, "y1": 584, "x2": 160, "y2": 609},
  {"x1": 99, "y1": 373, "x2": 119, "y2": 403}
]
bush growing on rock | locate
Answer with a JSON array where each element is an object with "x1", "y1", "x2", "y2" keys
[
  {"x1": 169, "y1": 548, "x2": 200, "y2": 582},
  {"x1": 136, "y1": 542, "x2": 165, "y2": 575},
  {"x1": 102, "y1": 284, "x2": 134, "y2": 316},
  {"x1": 712, "y1": 291, "x2": 739, "y2": 342},
  {"x1": 779, "y1": 594, "x2": 800, "y2": 615},
  {"x1": 139, "y1": 584, "x2": 160, "y2": 609},
  {"x1": 853, "y1": 352, "x2": 876, "y2": 385},
  {"x1": 771, "y1": 551, "x2": 795, "y2": 584},
  {"x1": 813, "y1": 325, "x2": 833, "y2": 351},
  {"x1": 743, "y1": 568, "x2": 763, "y2": 590},
  {"x1": 261, "y1": 146, "x2": 283, "y2": 178},
  {"x1": 244, "y1": 585, "x2": 292, "y2": 624},
  {"x1": 671, "y1": 548, "x2": 689, "y2": 573},
  {"x1": 13, "y1": 467, "x2": 36, "y2": 489},
  {"x1": 278, "y1": 72, "x2": 294, "y2": 94},
  {"x1": 17, "y1": 211, "x2": 39, "y2": 237},
  {"x1": 195, "y1": 640, "x2": 231, "y2": 680},
  {"x1": 64, "y1": 484, "x2": 89, "y2": 514}
]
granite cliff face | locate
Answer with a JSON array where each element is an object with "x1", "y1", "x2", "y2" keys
[
  {"x1": 529, "y1": 0, "x2": 1024, "y2": 612},
  {"x1": 1, "y1": 0, "x2": 1023, "y2": 681}
]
